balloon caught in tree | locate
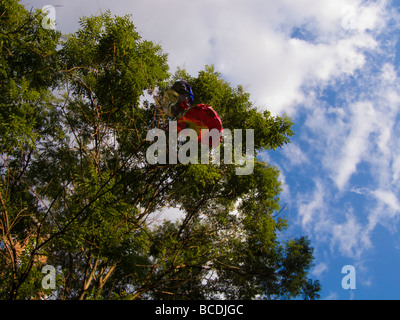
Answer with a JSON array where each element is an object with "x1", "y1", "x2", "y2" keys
[
  {"x1": 177, "y1": 104, "x2": 223, "y2": 148},
  {"x1": 161, "y1": 80, "x2": 194, "y2": 118},
  {"x1": 161, "y1": 80, "x2": 223, "y2": 148}
]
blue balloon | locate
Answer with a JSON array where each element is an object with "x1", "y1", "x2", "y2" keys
[{"x1": 161, "y1": 80, "x2": 194, "y2": 118}]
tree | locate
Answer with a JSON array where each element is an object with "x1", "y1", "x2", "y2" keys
[
  {"x1": 0, "y1": 0, "x2": 63, "y2": 299},
  {"x1": 0, "y1": 0, "x2": 321, "y2": 300}
]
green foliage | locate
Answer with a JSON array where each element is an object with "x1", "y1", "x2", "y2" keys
[
  {"x1": 0, "y1": 0, "x2": 320, "y2": 300},
  {"x1": 60, "y1": 10, "x2": 169, "y2": 128},
  {"x1": 0, "y1": 0, "x2": 61, "y2": 154}
]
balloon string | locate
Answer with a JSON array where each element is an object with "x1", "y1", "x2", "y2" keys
[{"x1": 138, "y1": 58, "x2": 199, "y2": 131}]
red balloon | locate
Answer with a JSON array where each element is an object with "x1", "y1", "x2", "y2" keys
[{"x1": 177, "y1": 104, "x2": 223, "y2": 147}]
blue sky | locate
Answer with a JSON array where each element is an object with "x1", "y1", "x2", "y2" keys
[{"x1": 23, "y1": 0, "x2": 400, "y2": 299}]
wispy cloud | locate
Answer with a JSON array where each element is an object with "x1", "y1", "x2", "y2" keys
[
  {"x1": 297, "y1": 179, "x2": 325, "y2": 230},
  {"x1": 331, "y1": 210, "x2": 372, "y2": 258},
  {"x1": 283, "y1": 143, "x2": 309, "y2": 167},
  {"x1": 312, "y1": 262, "x2": 329, "y2": 278},
  {"x1": 324, "y1": 291, "x2": 339, "y2": 300}
]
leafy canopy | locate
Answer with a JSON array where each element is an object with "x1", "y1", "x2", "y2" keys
[{"x1": 0, "y1": 0, "x2": 320, "y2": 300}]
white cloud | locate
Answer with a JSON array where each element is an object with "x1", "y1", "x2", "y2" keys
[
  {"x1": 366, "y1": 189, "x2": 400, "y2": 234},
  {"x1": 348, "y1": 186, "x2": 400, "y2": 235},
  {"x1": 373, "y1": 189, "x2": 400, "y2": 212},
  {"x1": 331, "y1": 211, "x2": 372, "y2": 258},
  {"x1": 332, "y1": 100, "x2": 378, "y2": 190},
  {"x1": 296, "y1": 181, "x2": 374, "y2": 258},
  {"x1": 297, "y1": 180, "x2": 325, "y2": 229},
  {"x1": 283, "y1": 143, "x2": 309, "y2": 167},
  {"x1": 312, "y1": 262, "x2": 328, "y2": 278},
  {"x1": 324, "y1": 292, "x2": 339, "y2": 300},
  {"x1": 392, "y1": 156, "x2": 400, "y2": 185}
]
